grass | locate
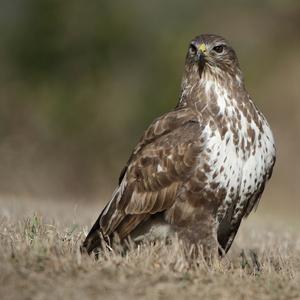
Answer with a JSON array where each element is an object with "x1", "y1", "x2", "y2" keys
[{"x1": 0, "y1": 198, "x2": 300, "y2": 300}]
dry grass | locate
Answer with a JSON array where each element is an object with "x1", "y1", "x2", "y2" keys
[{"x1": 0, "y1": 197, "x2": 300, "y2": 300}]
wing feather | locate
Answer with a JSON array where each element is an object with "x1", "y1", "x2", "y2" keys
[{"x1": 84, "y1": 108, "x2": 203, "y2": 249}]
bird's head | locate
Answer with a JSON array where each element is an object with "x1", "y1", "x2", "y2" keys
[{"x1": 185, "y1": 34, "x2": 241, "y2": 78}]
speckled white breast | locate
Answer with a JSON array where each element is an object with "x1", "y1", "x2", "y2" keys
[{"x1": 197, "y1": 79, "x2": 276, "y2": 225}]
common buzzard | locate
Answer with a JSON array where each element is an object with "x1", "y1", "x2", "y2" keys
[{"x1": 82, "y1": 34, "x2": 276, "y2": 257}]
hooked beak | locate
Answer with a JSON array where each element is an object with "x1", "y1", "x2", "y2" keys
[
  {"x1": 197, "y1": 43, "x2": 207, "y2": 64},
  {"x1": 191, "y1": 41, "x2": 207, "y2": 65}
]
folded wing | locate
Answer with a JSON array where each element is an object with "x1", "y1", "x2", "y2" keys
[{"x1": 82, "y1": 108, "x2": 204, "y2": 253}]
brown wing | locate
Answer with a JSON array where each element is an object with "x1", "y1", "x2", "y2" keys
[
  {"x1": 217, "y1": 160, "x2": 276, "y2": 255},
  {"x1": 217, "y1": 181, "x2": 266, "y2": 254},
  {"x1": 120, "y1": 107, "x2": 202, "y2": 179},
  {"x1": 82, "y1": 108, "x2": 203, "y2": 253}
]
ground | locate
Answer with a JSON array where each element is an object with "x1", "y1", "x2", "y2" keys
[{"x1": 0, "y1": 197, "x2": 300, "y2": 300}]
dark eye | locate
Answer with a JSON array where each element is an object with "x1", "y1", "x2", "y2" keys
[
  {"x1": 213, "y1": 45, "x2": 225, "y2": 53},
  {"x1": 189, "y1": 44, "x2": 197, "y2": 55}
]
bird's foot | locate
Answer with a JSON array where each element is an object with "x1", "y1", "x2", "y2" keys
[{"x1": 240, "y1": 249, "x2": 261, "y2": 274}]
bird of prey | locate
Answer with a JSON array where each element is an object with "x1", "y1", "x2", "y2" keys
[{"x1": 82, "y1": 34, "x2": 276, "y2": 258}]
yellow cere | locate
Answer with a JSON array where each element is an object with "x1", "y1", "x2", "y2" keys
[{"x1": 198, "y1": 43, "x2": 206, "y2": 53}]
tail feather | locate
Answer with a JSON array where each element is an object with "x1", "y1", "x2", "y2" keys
[
  {"x1": 81, "y1": 184, "x2": 126, "y2": 255},
  {"x1": 81, "y1": 215, "x2": 104, "y2": 255}
]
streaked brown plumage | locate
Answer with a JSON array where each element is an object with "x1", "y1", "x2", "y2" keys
[{"x1": 82, "y1": 34, "x2": 276, "y2": 257}]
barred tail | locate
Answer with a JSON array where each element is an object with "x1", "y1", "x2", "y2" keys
[
  {"x1": 81, "y1": 184, "x2": 125, "y2": 255},
  {"x1": 81, "y1": 215, "x2": 104, "y2": 255}
]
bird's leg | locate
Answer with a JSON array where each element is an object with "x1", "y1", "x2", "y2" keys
[
  {"x1": 240, "y1": 249, "x2": 261, "y2": 273},
  {"x1": 175, "y1": 214, "x2": 219, "y2": 263}
]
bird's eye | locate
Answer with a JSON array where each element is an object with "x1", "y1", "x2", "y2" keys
[
  {"x1": 189, "y1": 44, "x2": 197, "y2": 55},
  {"x1": 213, "y1": 45, "x2": 225, "y2": 53}
]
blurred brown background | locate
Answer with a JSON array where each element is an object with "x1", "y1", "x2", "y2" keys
[{"x1": 0, "y1": 0, "x2": 299, "y2": 220}]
